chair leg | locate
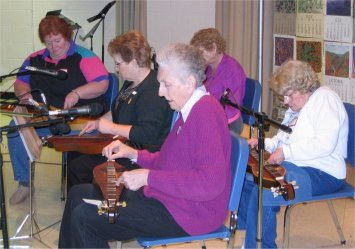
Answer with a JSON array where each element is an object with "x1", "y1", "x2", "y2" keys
[
  {"x1": 61, "y1": 152, "x2": 67, "y2": 201},
  {"x1": 326, "y1": 200, "x2": 346, "y2": 245},
  {"x1": 282, "y1": 205, "x2": 295, "y2": 249},
  {"x1": 227, "y1": 212, "x2": 237, "y2": 249},
  {"x1": 115, "y1": 240, "x2": 122, "y2": 249},
  {"x1": 199, "y1": 240, "x2": 207, "y2": 249}
]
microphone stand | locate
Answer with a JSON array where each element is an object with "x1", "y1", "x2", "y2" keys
[
  {"x1": 0, "y1": 71, "x2": 32, "y2": 82},
  {"x1": 0, "y1": 135, "x2": 9, "y2": 248},
  {"x1": 221, "y1": 95, "x2": 291, "y2": 248},
  {"x1": 0, "y1": 71, "x2": 34, "y2": 248},
  {"x1": 0, "y1": 115, "x2": 72, "y2": 248},
  {"x1": 82, "y1": 1, "x2": 116, "y2": 62}
]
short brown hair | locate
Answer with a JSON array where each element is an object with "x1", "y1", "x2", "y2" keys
[
  {"x1": 190, "y1": 28, "x2": 226, "y2": 53},
  {"x1": 38, "y1": 16, "x2": 73, "y2": 43},
  {"x1": 108, "y1": 30, "x2": 151, "y2": 68},
  {"x1": 270, "y1": 60, "x2": 320, "y2": 95}
]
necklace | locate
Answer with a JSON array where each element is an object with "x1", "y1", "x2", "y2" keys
[{"x1": 114, "y1": 83, "x2": 140, "y2": 109}]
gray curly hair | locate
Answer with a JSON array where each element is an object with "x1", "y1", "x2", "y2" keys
[
  {"x1": 270, "y1": 60, "x2": 320, "y2": 95},
  {"x1": 156, "y1": 43, "x2": 206, "y2": 86}
]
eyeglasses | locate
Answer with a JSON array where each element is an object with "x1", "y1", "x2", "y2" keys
[
  {"x1": 114, "y1": 61, "x2": 124, "y2": 67},
  {"x1": 283, "y1": 92, "x2": 296, "y2": 103}
]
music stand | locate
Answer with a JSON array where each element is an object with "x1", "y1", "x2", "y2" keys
[
  {"x1": 46, "y1": 10, "x2": 81, "y2": 31},
  {"x1": 80, "y1": 1, "x2": 116, "y2": 62},
  {"x1": 0, "y1": 112, "x2": 69, "y2": 248}
]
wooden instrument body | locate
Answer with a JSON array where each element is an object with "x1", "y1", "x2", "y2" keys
[
  {"x1": 46, "y1": 133, "x2": 116, "y2": 154},
  {"x1": 248, "y1": 149, "x2": 295, "y2": 201},
  {"x1": 0, "y1": 104, "x2": 125, "y2": 154},
  {"x1": 93, "y1": 161, "x2": 125, "y2": 223}
]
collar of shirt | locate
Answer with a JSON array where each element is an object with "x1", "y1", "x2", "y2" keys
[
  {"x1": 42, "y1": 39, "x2": 75, "y2": 61},
  {"x1": 180, "y1": 85, "x2": 208, "y2": 122},
  {"x1": 205, "y1": 53, "x2": 226, "y2": 79},
  {"x1": 283, "y1": 108, "x2": 299, "y2": 126}
]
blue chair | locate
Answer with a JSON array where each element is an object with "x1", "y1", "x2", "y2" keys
[
  {"x1": 105, "y1": 73, "x2": 120, "y2": 110},
  {"x1": 242, "y1": 78, "x2": 261, "y2": 138},
  {"x1": 60, "y1": 72, "x2": 119, "y2": 200},
  {"x1": 273, "y1": 102, "x2": 355, "y2": 248},
  {"x1": 136, "y1": 133, "x2": 249, "y2": 249},
  {"x1": 344, "y1": 102, "x2": 354, "y2": 166}
]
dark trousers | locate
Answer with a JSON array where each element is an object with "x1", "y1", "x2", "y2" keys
[
  {"x1": 67, "y1": 154, "x2": 106, "y2": 193},
  {"x1": 58, "y1": 184, "x2": 188, "y2": 248},
  {"x1": 67, "y1": 154, "x2": 139, "y2": 193}
]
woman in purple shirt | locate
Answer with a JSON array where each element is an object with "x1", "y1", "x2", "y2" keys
[
  {"x1": 58, "y1": 43, "x2": 232, "y2": 248},
  {"x1": 191, "y1": 28, "x2": 246, "y2": 134}
]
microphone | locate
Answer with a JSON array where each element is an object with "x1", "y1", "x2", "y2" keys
[
  {"x1": 43, "y1": 102, "x2": 103, "y2": 117},
  {"x1": 25, "y1": 66, "x2": 68, "y2": 80},
  {"x1": 220, "y1": 88, "x2": 231, "y2": 108}
]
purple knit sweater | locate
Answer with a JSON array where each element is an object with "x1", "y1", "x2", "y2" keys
[{"x1": 137, "y1": 95, "x2": 231, "y2": 235}]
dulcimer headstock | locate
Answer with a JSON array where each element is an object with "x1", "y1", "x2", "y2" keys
[{"x1": 93, "y1": 160, "x2": 126, "y2": 223}]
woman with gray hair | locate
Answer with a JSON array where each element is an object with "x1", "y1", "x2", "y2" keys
[
  {"x1": 238, "y1": 60, "x2": 348, "y2": 248},
  {"x1": 58, "y1": 43, "x2": 232, "y2": 248}
]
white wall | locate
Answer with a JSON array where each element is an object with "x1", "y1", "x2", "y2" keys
[
  {"x1": 0, "y1": 0, "x2": 215, "y2": 91},
  {"x1": 147, "y1": 0, "x2": 215, "y2": 51},
  {"x1": 0, "y1": 0, "x2": 116, "y2": 91}
]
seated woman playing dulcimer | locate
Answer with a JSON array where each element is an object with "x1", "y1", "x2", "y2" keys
[
  {"x1": 7, "y1": 15, "x2": 109, "y2": 205},
  {"x1": 237, "y1": 60, "x2": 349, "y2": 249},
  {"x1": 58, "y1": 42, "x2": 232, "y2": 249},
  {"x1": 66, "y1": 30, "x2": 173, "y2": 193}
]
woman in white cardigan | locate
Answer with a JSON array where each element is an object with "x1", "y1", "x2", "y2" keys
[{"x1": 239, "y1": 59, "x2": 349, "y2": 248}]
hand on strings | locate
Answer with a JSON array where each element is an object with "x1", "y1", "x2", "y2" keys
[
  {"x1": 19, "y1": 95, "x2": 33, "y2": 104},
  {"x1": 116, "y1": 169, "x2": 149, "y2": 191},
  {"x1": 267, "y1": 147, "x2": 284, "y2": 165},
  {"x1": 97, "y1": 117, "x2": 116, "y2": 134},
  {"x1": 64, "y1": 91, "x2": 79, "y2": 109},
  {"x1": 102, "y1": 139, "x2": 137, "y2": 161},
  {"x1": 247, "y1": 138, "x2": 259, "y2": 149},
  {"x1": 79, "y1": 120, "x2": 100, "y2": 136}
]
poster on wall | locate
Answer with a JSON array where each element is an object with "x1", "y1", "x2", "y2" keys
[
  {"x1": 273, "y1": 34, "x2": 296, "y2": 70},
  {"x1": 296, "y1": 37, "x2": 324, "y2": 81},
  {"x1": 273, "y1": 0, "x2": 297, "y2": 35},
  {"x1": 296, "y1": 0, "x2": 324, "y2": 39},
  {"x1": 350, "y1": 45, "x2": 355, "y2": 103},
  {"x1": 324, "y1": 42, "x2": 352, "y2": 102},
  {"x1": 324, "y1": 0, "x2": 353, "y2": 42}
]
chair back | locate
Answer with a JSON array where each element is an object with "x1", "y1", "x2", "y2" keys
[
  {"x1": 242, "y1": 78, "x2": 261, "y2": 127},
  {"x1": 344, "y1": 102, "x2": 355, "y2": 166},
  {"x1": 229, "y1": 133, "x2": 249, "y2": 211},
  {"x1": 105, "y1": 73, "x2": 119, "y2": 111}
]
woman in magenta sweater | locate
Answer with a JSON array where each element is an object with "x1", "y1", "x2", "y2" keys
[{"x1": 58, "y1": 43, "x2": 232, "y2": 248}]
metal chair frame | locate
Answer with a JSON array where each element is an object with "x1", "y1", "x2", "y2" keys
[{"x1": 276, "y1": 102, "x2": 354, "y2": 248}]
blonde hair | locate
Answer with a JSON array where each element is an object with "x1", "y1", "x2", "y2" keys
[{"x1": 270, "y1": 60, "x2": 320, "y2": 95}]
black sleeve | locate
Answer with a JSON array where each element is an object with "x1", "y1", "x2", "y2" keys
[{"x1": 129, "y1": 80, "x2": 173, "y2": 150}]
